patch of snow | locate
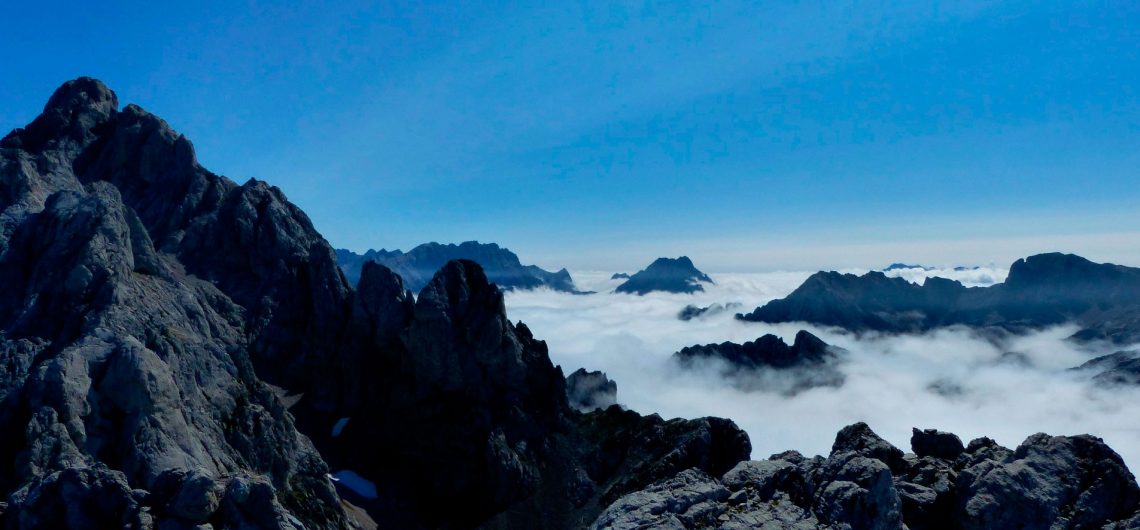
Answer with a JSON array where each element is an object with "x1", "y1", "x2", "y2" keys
[{"x1": 332, "y1": 470, "x2": 378, "y2": 499}]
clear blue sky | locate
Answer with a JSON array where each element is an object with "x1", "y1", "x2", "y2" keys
[{"x1": 2, "y1": 1, "x2": 1138, "y2": 271}]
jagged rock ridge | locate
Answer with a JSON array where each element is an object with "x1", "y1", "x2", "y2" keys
[
  {"x1": 336, "y1": 241, "x2": 584, "y2": 293},
  {"x1": 615, "y1": 256, "x2": 713, "y2": 295},
  {"x1": 739, "y1": 253, "x2": 1140, "y2": 344},
  {"x1": 566, "y1": 368, "x2": 618, "y2": 411},
  {"x1": 0, "y1": 77, "x2": 753, "y2": 529},
  {"x1": 0, "y1": 77, "x2": 351, "y2": 528},
  {"x1": 674, "y1": 330, "x2": 845, "y2": 394},
  {"x1": 593, "y1": 422, "x2": 1140, "y2": 529}
]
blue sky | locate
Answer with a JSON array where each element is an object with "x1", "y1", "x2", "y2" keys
[{"x1": 2, "y1": 1, "x2": 1138, "y2": 271}]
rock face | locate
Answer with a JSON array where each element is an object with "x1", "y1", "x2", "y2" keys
[
  {"x1": 336, "y1": 241, "x2": 584, "y2": 293},
  {"x1": 593, "y1": 422, "x2": 1140, "y2": 530},
  {"x1": 0, "y1": 77, "x2": 351, "y2": 529},
  {"x1": 739, "y1": 253, "x2": 1140, "y2": 344},
  {"x1": 566, "y1": 368, "x2": 618, "y2": 411},
  {"x1": 673, "y1": 330, "x2": 844, "y2": 394},
  {"x1": 910, "y1": 428, "x2": 964, "y2": 460},
  {"x1": 319, "y1": 260, "x2": 753, "y2": 528},
  {"x1": 1072, "y1": 350, "x2": 1140, "y2": 386},
  {"x1": 615, "y1": 256, "x2": 713, "y2": 295},
  {"x1": 0, "y1": 78, "x2": 755, "y2": 529},
  {"x1": 610, "y1": 272, "x2": 630, "y2": 280}
]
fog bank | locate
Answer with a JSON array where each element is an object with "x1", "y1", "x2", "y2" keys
[{"x1": 506, "y1": 269, "x2": 1140, "y2": 471}]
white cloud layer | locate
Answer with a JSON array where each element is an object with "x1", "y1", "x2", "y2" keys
[
  {"x1": 506, "y1": 269, "x2": 1140, "y2": 471},
  {"x1": 878, "y1": 265, "x2": 1008, "y2": 287}
]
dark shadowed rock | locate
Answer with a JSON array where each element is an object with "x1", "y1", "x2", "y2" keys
[
  {"x1": 677, "y1": 330, "x2": 834, "y2": 371},
  {"x1": 677, "y1": 302, "x2": 742, "y2": 321},
  {"x1": 610, "y1": 272, "x2": 630, "y2": 280},
  {"x1": 739, "y1": 253, "x2": 1140, "y2": 344},
  {"x1": 336, "y1": 241, "x2": 585, "y2": 293},
  {"x1": 575, "y1": 406, "x2": 751, "y2": 509},
  {"x1": 911, "y1": 428, "x2": 965, "y2": 460},
  {"x1": 312, "y1": 258, "x2": 751, "y2": 529},
  {"x1": 567, "y1": 368, "x2": 618, "y2": 411},
  {"x1": 614, "y1": 256, "x2": 713, "y2": 295},
  {"x1": 673, "y1": 330, "x2": 844, "y2": 394}
]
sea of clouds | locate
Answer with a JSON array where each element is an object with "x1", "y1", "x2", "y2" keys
[{"x1": 504, "y1": 267, "x2": 1140, "y2": 471}]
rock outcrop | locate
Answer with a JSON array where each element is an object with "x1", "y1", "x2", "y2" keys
[
  {"x1": 336, "y1": 241, "x2": 584, "y2": 293},
  {"x1": 739, "y1": 253, "x2": 1140, "y2": 344},
  {"x1": 567, "y1": 368, "x2": 618, "y2": 411},
  {"x1": 615, "y1": 256, "x2": 713, "y2": 295},
  {"x1": 673, "y1": 330, "x2": 844, "y2": 394},
  {"x1": 593, "y1": 422, "x2": 1140, "y2": 530},
  {"x1": 678, "y1": 302, "x2": 742, "y2": 321}
]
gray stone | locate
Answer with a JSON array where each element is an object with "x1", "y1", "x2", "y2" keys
[
  {"x1": 590, "y1": 469, "x2": 729, "y2": 530},
  {"x1": 957, "y1": 433, "x2": 1140, "y2": 530}
]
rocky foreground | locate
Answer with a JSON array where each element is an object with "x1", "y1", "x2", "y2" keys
[
  {"x1": 0, "y1": 78, "x2": 1138, "y2": 529},
  {"x1": 597, "y1": 423, "x2": 1140, "y2": 529}
]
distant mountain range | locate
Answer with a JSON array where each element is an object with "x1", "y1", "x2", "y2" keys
[
  {"x1": 741, "y1": 253, "x2": 1140, "y2": 344},
  {"x1": 614, "y1": 256, "x2": 713, "y2": 295},
  {"x1": 336, "y1": 241, "x2": 584, "y2": 293},
  {"x1": 883, "y1": 263, "x2": 982, "y2": 272}
]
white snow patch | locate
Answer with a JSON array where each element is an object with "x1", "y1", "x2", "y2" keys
[{"x1": 332, "y1": 470, "x2": 378, "y2": 499}]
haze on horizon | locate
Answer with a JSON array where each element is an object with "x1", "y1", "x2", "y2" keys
[{"x1": 2, "y1": 1, "x2": 1138, "y2": 272}]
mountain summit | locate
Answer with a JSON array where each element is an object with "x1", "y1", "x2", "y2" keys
[{"x1": 615, "y1": 256, "x2": 713, "y2": 295}]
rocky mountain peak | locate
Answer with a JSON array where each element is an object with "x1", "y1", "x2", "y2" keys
[
  {"x1": 2, "y1": 77, "x2": 117, "y2": 155},
  {"x1": 615, "y1": 256, "x2": 713, "y2": 295},
  {"x1": 44, "y1": 77, "x2": 118, "y2": 115}
]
